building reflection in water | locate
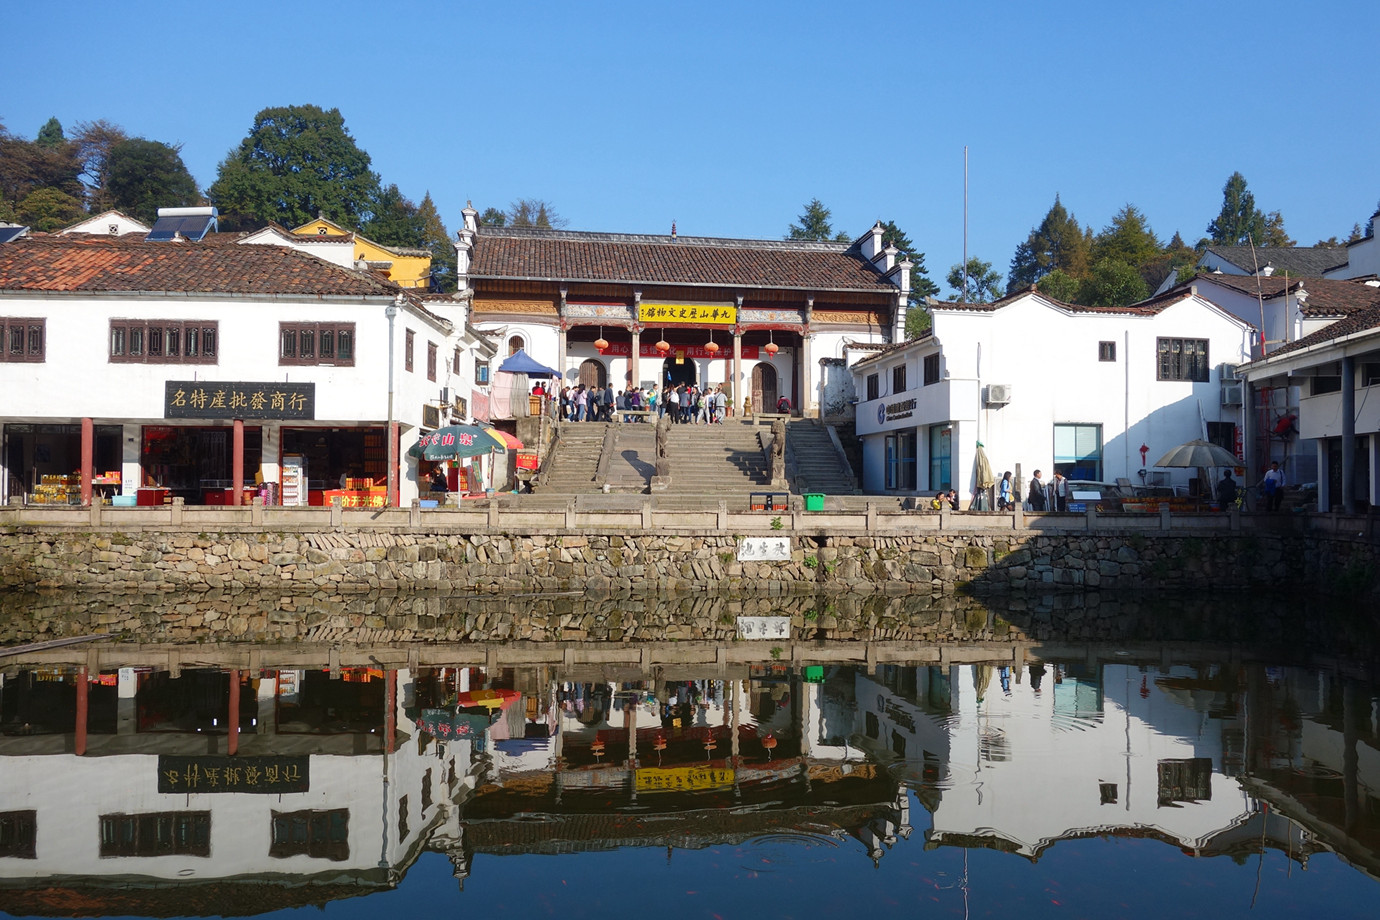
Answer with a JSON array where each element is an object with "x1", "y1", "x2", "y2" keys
[{"x1": 0, "y1": 649, "x2": 1376, "y2": 914}]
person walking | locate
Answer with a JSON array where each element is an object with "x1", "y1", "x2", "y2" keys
[
  {"x1": 1262, "y1": 461, "x2": 1286, "y2": 511},
  {"x1": 668, "y1": 384, "x2": 681, "y2": 422},
  {"x1": 998, "y1": 471, "x2": 1013, "y2": 511},
  {"x1": 573, "y1": 385, "x2": 588, "y2": 422}
]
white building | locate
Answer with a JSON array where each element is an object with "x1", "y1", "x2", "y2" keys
[
  {"x1": 0, "y1": 234, "x2": 493, "y2": 506},
  {"x1": 57, "y1": 209, "x2": 151, "y2": 238},
  {"x1": 851, "y1": 288, "x2": 1255, "y2": 500}
]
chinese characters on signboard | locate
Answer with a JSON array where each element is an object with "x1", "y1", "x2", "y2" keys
[
  {"x1": 635, "y1": 766, "x2": 735, "y2": 793},
  {"x1": 596, "y1": 342, "x2": 759, "y2": 360},
  {"x1": 637, "y1": 302, "x2": 737, "y2": 325},
  {"x1": 165, "y1": 382, "x2": 315, "y2": 420},
  {"x1": 157, "y1": 755, "x2": 310, "y2": 794},
  {"x1": 737, "y1": 537, "x2": 791, "y2": 561},
  {"x1": 736, "y1": 616, "x2": 791, "y2": 640}
]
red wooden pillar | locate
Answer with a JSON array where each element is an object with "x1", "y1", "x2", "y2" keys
[
  {"x1": 227, "y1": 669, "x2": 240, "y2": 755},
  {"x1": 388, "y1": 420, "x2": 400, "y2": 506},
  {"x1": 80, "y1": 418, "x2": 94, "y2": 506},
  {"x1": 231, "y1": 420, "x2": 245, "y2": 506},
  {"x1": 75, "y1": 667, "x2": 89, "y2": 756},
  {"x1": 385, "y1": 669, "x2": 397, "y2": 754}
]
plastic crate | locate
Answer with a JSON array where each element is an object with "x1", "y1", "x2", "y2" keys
[{"x1": 804, "y1": 493, "x2": 824, "y2": 511}]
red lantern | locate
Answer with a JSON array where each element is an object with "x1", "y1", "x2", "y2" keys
[
  {"x1": 594, "y1": 337, "x2": 609, "y2": 353},
  {"x1": 705, "y1": 340, "x2": 721, "y2": 355},
  {"x1": 764, "y1": 341, "x2": 780, "y2": 359},
  {"x1": 655, "y1": 338, "x2": 671, "y2": 355}
]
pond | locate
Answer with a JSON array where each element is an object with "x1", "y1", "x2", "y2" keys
[{"x1": 0, "y1": 590, "x2": 1376, "y2": 919}]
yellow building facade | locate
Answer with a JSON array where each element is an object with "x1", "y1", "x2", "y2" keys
[{"x1": 292, "y1": 218, "x2": 432, "y2": 289}]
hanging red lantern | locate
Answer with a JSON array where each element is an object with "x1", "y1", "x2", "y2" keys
[
  {"x1": 705, "y1": 340, "x2": 721, "y2": 355},
  {"x1": 764, "y1": 341, "x2": 780, "y2": 359},
  {"x1": 655, "y1": 338, "x2": 671, "y2": 355},
  {"x1": 594, "y1": 337, "x2": 609, "y2": 353}
]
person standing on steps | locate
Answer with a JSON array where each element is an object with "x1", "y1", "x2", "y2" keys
[
  {"x1": 1027, "y1": 469, "x2": 1047, "y2": 511},
  {"x1": 1051, "y1": 471, "x2": 1068, "y2": 512}
]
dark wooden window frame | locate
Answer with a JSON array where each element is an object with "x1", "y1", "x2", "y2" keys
[
  {"x1": 1, "y1": 318, "x2": 45, "y2": 363},
  {"x1": 110, "y1": 320, "x2": 217, "y2": 364},
  {"x1": 270, "y1": 808, "x2": 349, "y2": 861},
  {"x1": 427, "y1": 341, "x2": 438, "y2": 382},
  {"x1": 1156, "y1": 337, "x2": 1209, "y2": 382},
  {"x1": 279, "y1": 322, "x2": 356, "y2": 367},
  {"x1": 923, "y1": 353, "x2": 941, "y2": 386},
  {"x1": 99, "y1": 811, "x2": 210, "y2": 858},
  {"x1": 405, "y1": 329, "x2": 415, "y2": 373}
]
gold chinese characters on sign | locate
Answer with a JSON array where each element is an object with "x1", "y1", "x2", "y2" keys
[
  {"x1": 165, "y1": 381, "x2": 315, "y2": 420},
  {"x1": 635, "y1": 765, "x2": 735, "y2": 793},
  {"x1": 637, "y1": 302, "x2": 736, "y2": 325},
  {"x1": 157, "y1": 755, "x2": 310, "y2": 794}
]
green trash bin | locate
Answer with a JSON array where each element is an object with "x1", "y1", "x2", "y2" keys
[{"x1": 804, "y1": 493, "x2": 825, "y2": 511}]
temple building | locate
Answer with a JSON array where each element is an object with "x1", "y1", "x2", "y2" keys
[{"x1": 454, "y1": 207, "x2": 911, "y2": 417}]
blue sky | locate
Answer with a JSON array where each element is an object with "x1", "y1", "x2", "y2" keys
[{"x1": 6, "y1": 1, "x2": 1378, "y2": 291}]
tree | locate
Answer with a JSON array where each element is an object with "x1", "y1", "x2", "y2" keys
[
  {"x1": 1206, "y1": 171, "x2": 1287, "y2": 246},
  {"x1": 478, "y1": 207, "x2": 506, "y2": 227},
  {"x1": 1036, "y1": 269, "x2": 1082, "y2": 303},
  {"x1": 1260, "y1": 210, "x2": 1294, "y2": 247},
  {"x1": 1138, "y1": 230, "x2": 1199, "y2": 291},
  {"x1": 363, "y1": 183, "x2": 423, "y2": 249},
  {"x1": 0, "y1": 122, "x2": 82, "y2": 213},
  {"x1": 1007, "y1": 195, "x2": 1090, "y2": 292},
  {"x1": 17, "y1": 187, "x2": 85, "y2": 231},
  {"x1": 417, "y1": 192, "x2": 456, "y2": 292},
  {"x1": 904, "y1": 307, "x2": 932, "y2": 339},
  {"x1": 787, "y1": 198, "x2": 849, "y2": 242},
  {"x1": 506, "y1": 198, "x2": 567, "y2": 229},
  {"x1": 207, "y1": 104, "x2": 382, "y2": 232},
  {"x1": 879, "y1": 219, "x2": 940, "y2": 301},
  {"x1": 946, "y1": 257, "x2": 1003, "y2": 303},
  {"x1": 105, "y1": 139, "x2": 200, "y2": 224},
  {"x1": 1078, "y1": 258, "x2": 1149, "y2": 308},
  {"x1": 1092, "y1": 204, "x2": 1161, "y2": 268},
  {"x1": 35, "y1": 117, "x2": 66, "y2": 148},
  {"x1": 72, "y1": 119, "x2": 129, "y2": 212}
]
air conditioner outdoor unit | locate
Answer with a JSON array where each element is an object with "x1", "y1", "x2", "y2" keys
[
  {"x1": 985, "y1": 384, "x2": 1012, "y2": 406},
  {"x1": 1221, "y1": 383, "x2": 1244, "y2": 406},
  {"x1": 1220, "y1": 363, "x2": 1239, "y2": 381}
]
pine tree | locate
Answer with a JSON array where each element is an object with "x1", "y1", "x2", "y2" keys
[
  {"x1": 416, "y1": 192, "x2": 456, "y2": 292},
  {"x1": 1007, "y1": 196, "x2": 1090, "y2": 292},
  {"x1": 787, "y1": 198, "x2": 836, "y2": 241},
  {"x1": 1207, "y1": 172, "x2": 1281, "y2": 246},
  {"x1": 1093, "y1": 204, "x2": 1161, "y2": 268}
]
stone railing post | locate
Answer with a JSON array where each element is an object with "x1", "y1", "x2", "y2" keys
[
  {"x1": 1013, "y1": 505, "x2": 1023, "y2": 530},
  {"x1": 1085, "y1": 507, "x2": 1096, "y2": 531},
  {"x1": 866, "y1": 502, "x2": 877, "y2": 531},
  {"x1": 90, "y1": 501, "x2": 102, "y2": 527},
  {"x1": 251, "y1": 495, "x2": 264, "y2": 526},
  {"x1": 487, "y1": 496, "x2": 500, "y2": 528},
  {"x1": 330, "y1": 495, "x2": 343, "y2": 528},
  {"x1": 170, "y1": 496, "x2": 184, "y2": 525},
  {"x1": 641, "y1": 498, "x2": 654, "y2": 529},
  {"x1": 717, "y1": 500, "x2": 729, "y2": 530},
  {"x1": 1160, "y1": 505, "x2": 1172, "y2": 531},
  {"x1": 410, "y1": 499, "x2": 421, "y2": 528},
  {"x1": 939, "y1": 505, "x2": 950, "y2": 529},
  {"x1": 565, "y1": 499, "x2": 577, "y2": 529},
  {"x1": 1229, "y1": 506, "x2": 1241, "y2": 532}
]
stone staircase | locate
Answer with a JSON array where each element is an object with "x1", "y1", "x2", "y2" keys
[
  {"x1": 536, "y1": 422, "x2": 609, "y2": 494},
  {"x1": 786, "y1": 419, "x2": 858, "y2": 494},
  {"x1": 653, "y1": 420, "x2": 772, "y2": 509}
]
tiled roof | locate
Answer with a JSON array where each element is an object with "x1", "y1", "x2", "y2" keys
[
  {"x1": 1202, "y1": 245, "x2": 1348, "y2": 277},
  {"x1": 468, "y1": 227, "x2": 898, "y2": 293},
  {"x1": 1187, "y1": 272, "x2": 1380, "y2": 317},
  {"x1": 0, "y1": 235, "x2": 403, "y2": 298},
  {"x1": 932, "y1": 286, "x2": 1189, "y2": 317},
  {"x1": 1252, "y1": 300, "x2": 1380, "y2": 360}
]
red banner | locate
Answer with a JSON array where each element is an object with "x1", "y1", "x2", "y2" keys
[{"x1": 596, "y1": 342, "x2": 759, "y2": 360}]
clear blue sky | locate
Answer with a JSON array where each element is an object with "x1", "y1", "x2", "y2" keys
[{"x1": 6, "y1": 0, "x2": 1378, "y2": 292}]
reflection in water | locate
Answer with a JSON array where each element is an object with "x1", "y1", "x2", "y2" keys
[{"x1": 0, "y1": 592, "x2": 1376, "y2": 918}]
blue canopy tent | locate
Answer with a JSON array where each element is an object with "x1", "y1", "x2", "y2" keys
[{"x1": 498, "y1": 348, "x2": 561, "y2": 378}]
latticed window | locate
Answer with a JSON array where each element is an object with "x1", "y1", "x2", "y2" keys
[
  {"x1": 1156, "y1": 337, "x2": 1209, "y2": 382},
  {"x1": 0, "y1": 318, "x2": 44, "y2": 362},
  {"x1": 280, "y1": 322, "x2": 354, "y2": 366},
  {"x1": 110, "y1": 321, "x2": 216, "y2": 364}
]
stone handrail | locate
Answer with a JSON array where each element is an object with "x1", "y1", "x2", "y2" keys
[{"x1": 4, "y1": 495, "x2": 1374, "y2": 539}]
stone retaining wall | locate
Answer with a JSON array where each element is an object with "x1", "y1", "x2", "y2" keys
[{"x1": 2, "y1": 526, "x2": 1376, "y2": 600}]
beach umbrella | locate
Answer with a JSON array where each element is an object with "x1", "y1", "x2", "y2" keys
[
  {"x1": 408, "y1": 424, "x2": 504, "y2": 460},
  {"x1": 483, "y1": 428, "x2": 523, "y2": 450},
  {"x1": 1152, "y1": 439, "x2": 1240, "y2": 469}
]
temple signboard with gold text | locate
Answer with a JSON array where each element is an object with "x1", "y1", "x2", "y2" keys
[{"x1": 637, "y1": 302, "x2": 736, "y2": 325}]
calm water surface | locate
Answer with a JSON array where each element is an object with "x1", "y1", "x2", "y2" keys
[{"x1": 0, "y1": 590, "x2": 1376, "y2": 919}]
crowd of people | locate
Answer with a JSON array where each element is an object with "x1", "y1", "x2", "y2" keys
[{"x1": 555, "y1": 382, "x2": 735, "y2": 424}]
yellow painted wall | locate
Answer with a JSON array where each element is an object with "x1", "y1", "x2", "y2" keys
[{"x1": 293, "y1": 219, "x2": 432, "y2": 288}]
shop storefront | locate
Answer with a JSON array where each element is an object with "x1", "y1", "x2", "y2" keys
[
  {"x1": 140, "y1": 425, "x2": 263, "y2": 505},
  {"x1": 3, "y1": 423, "x2": 123, "y2": 504}
]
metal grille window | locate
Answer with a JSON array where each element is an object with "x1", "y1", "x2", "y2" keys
[
  {"x1": 279, "y1": 323, "x2": 354, "y2": 366},
  {"x1": 270, "y1": 809, "x2": 349, "y2": 861},
  {"x1": 99, "y1": 811, "x2": 210, "y2": 857},
  {"x1": 1099, "y1": 341, "x2": 1116, "y2": 362},
  {"x1": 0, "y1": 318, "x2": 44, "y2": 363},
  {"x1": 405, "y1": 330, "x2": 415, "y2": 373},
  {"x1": 923, "y1": 354, "x2": 941, "y2": 385},
  {"x1": 110, "y1": 321, "x2": 216, "y2": 364},
  {"x1": 427, "y1": 341, "x2": 438, "y2": 382},
  {"x1": 892, "y1": 364, "x2": 907, "y2": 394},
  {"x1": 1156, "y1": 337, "x2": 1209, "y2": 381},
  {"x1": 866, "y1": 374, "x2": 879, "y2": 401}
]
